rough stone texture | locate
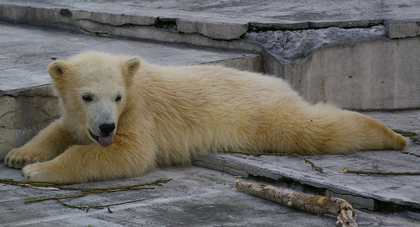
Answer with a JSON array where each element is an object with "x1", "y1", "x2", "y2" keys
[{"x1": 246, "y1": 26, "x2": 387, "y2": 65}]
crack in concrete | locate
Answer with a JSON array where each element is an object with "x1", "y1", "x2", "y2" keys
[
  {"x1": 193, "y1": 158, "x2": 250, "y2": 177},
  {"x1": 328, "y1": 188, "x2": 375, "y2": 200},
  {"x1": 19, "y1": 97, "x2": 57, "y2": 118},
  {"x1": 0, "y1": 93, "x2": 59, "y2": 128},
  {"x1": 2, "y1": 93, "x2": 55, "y2": 98},
  {"x1": 0, "y1": 110, "x2": 14, "y2": 122},
  {"x1": 77, "y1": 17, "x2": 177, "y2": 34},
  {"x1": 1, "y1": 117, "x2": 57, "y2": 130}
]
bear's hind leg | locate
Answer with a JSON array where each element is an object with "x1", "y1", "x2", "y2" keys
[{"x1": 298, "y1": 104, "x2": 407, "y2": 154}]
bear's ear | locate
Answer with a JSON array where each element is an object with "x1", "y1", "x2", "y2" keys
[
  {"x1": 124, "y1": 57, "x2": 141, "y2": 79},
  {"x1": 48, "y1": 60, "x2": 69, "y2": 81}
]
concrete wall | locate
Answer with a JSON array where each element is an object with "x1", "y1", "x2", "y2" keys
[
  {"x1": 0, "y1": 86, "x2": 60, "y2": 158},
  {"x1": 284, "y1": 37, "x2": 420, "y2": 110}
]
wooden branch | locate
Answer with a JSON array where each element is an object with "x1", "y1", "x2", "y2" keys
[
  {"x1": 342, "y1": 169, "x2": 420, "y2": 175},
  {"x1": 225, "y1": 150, "x2": 323, "y2": 173},
  {"x1": 235, "y1": 180, "x2": 357, "y2": 227}
]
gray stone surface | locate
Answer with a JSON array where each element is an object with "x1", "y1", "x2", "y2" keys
[
  {"x1": 2, "y1": 166, "x2": 420, "y2": 227},
  {"x1": 246, "y1": 26, "x2": 387, "y2": 63},
  {"x1": 1, "y1": 1, "x2": 420, "y2": 110},
  {"x1": 1, "y1": 0, "x2": 420, "y2": 30},
  {"x1": 0, "y1": 22, "x2": 260, "y2": 92},
  {"x1": 2, "y1": 1, "x2": 420, "y2": 110}
]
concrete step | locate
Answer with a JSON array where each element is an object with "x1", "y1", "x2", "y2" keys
[
  {"x1": 0, "y1": 22, "x2": 262, "y2": 159},
  {"x1": 1, "y1": 1, "x2": 420, "y2": 110}
]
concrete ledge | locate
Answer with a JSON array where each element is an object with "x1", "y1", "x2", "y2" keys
[
  {"x1": 177, "y1": 19, "x2": 248, "y2": 40},
  {"x1": 2, "y1": 3, "x2": 420, "y2": 110},
  {"x1": 385, "y1": 20, "x2": 420, "y2": 39},
  {"x1": 0, "y1": 4, "x2": 255, "y2": 43}
]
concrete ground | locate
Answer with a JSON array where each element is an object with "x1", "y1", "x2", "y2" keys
[{"x1": 1, "y1": 0, "x2": 420, "y2": 226}]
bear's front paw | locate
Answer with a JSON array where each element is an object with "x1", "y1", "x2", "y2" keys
[
  {"x1": 4, "y1": 148, "x2": 48, "y2": 169},
  {"x1": 21, "y1": 162, "x2": 64, "y2": 183}
]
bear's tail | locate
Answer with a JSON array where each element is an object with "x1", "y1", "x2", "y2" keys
[{"x1": 282, "y1": 103, "x2": 407, "y2": 155}]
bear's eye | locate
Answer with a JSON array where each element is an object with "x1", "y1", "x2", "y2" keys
[
  {"x1": 115, "y1": 95, "x2": 122, "y2": 102},
  {"x1": 82, "y1": 95, "x2": 93, "y2": 102}
]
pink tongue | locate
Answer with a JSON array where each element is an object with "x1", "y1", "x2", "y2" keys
[{"x1": 98, "y1": 136, "x2": 114, "y2": 147}]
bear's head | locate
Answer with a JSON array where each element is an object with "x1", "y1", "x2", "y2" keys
[{"x1": 47, "y1": 52, "x2": 141, "y2": 147}]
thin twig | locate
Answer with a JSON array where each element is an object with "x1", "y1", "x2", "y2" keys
[
  {"x1": 0, "y1": 178, "x2": 172, "y2": 211},
  {"x1": 401, "y1": 150, "x2": 420, "y2": 158},
  {"x1": 55, "y1": 196, "x2": 160, "y2": 213},
  {"x1": 342, "y1": 169, "x2": 420, "y2": 175},
  {"x1": 22, "y1": 179, "x2": 170, "y2": 203},
  {"x1": 0, "y1": 178, "x2": 170, "y2": 192},
  {"x1": 225, "y1": 150, "x2": 323, "y2": 173}
]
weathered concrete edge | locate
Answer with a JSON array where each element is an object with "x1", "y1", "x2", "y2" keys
[
  {"x1": 1, "y1": 4, "x2": 419, "y2": 44},
  {"x1": 2, "y1": 4, "x2": 419, "y2": 80},
  {"x1": 0, "y1": 54, "x2": 263, "y2": 94},
  {"x1": 384, "y1": 20, "x2": 420, "y2": 39},
  {"x1": 193, "y1": 154, "x2": 420, "y2": 210}
]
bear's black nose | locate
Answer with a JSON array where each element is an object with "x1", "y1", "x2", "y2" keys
[{"x1": 99, "y1": 123, "x2": 115, "y2": 135}]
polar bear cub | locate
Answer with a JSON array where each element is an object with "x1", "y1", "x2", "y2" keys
[{"x1": 4, "y1": 52, "x2": 407, "y2": 183}]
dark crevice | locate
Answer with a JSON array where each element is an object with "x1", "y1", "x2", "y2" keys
[
  {"x1": 247, "y1": 20, "x2": 385, "y2": 33},
  {"x1": 247, "y1": 173, "x2": 420, "y2": 214}
]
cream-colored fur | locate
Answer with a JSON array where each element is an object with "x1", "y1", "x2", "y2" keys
[{"x1": 4, "y1": 52, "x2": 407, "y2": 183}]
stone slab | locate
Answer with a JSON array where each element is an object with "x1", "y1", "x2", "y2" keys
[
  {"x1": 0, "y1": 22, "x2": 260, "y2": 92},
  {"x1": 1, "y1": 0, "x2": 420, "y2": 30},
  {"x1": 1, "y1": 1, "x2": 420, "y2": 41},
  {"x1": 1, "y1": 165, "x2": 420, "y2": 226}
]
